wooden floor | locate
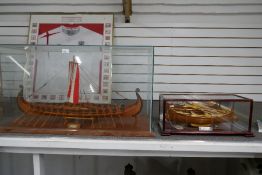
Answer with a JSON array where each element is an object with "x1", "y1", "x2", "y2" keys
[{"x1": 0, "y1": 114, "x2": 153, "y2": 137}]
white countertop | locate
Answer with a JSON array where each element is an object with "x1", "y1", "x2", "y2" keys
[{"x1": 0, "y1": 131, "x2": 262, "y2": 158}]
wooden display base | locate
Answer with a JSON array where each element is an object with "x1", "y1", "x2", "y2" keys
[
  {"x1": 0, "y1": 115, "x2": 153, "y2": 137},
  {"x1": 159, "y1": 122, "x2": 253, "y2": 137}
]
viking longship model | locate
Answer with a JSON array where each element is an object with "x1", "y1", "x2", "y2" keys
[
  {"x1": 17, "y1": 57, "x2": 143, "y2": 119},
  {"x1": 166, "y1": 101, "x2": 236, "y2": 126}
]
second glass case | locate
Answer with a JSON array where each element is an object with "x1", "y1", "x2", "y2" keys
[{"x1": 159, "y1": 94, "x2": 253, "y2": 136}]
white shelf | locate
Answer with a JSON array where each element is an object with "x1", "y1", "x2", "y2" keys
[{"x1": 0, "y1": 133, "x2": 262, "y2": 158}]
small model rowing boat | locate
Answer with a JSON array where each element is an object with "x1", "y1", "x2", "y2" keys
[{"x1": 166, "y1": 101, "x2": 236, "y2": 126}]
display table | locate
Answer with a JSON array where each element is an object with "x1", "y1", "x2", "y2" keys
[
  {"x1": 1, "y1": 129, "x2": 262, "y2": 175},
  {"x1": 0, "y1": 132, "x2": 262, "y2": 158}
]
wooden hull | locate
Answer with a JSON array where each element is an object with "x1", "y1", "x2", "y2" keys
[{"x1": 17, "y1": 90, "x2": 143, "y2": 119}]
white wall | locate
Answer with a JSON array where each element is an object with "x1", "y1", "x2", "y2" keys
[
  {"x1": 0, "y1": 153, "x2": 243, "y2": 175},
  {"x1": 0, "y1": 0, "x2": 262, "y2": 100},
  {"x1": 0, "y1": 153, "x2": 33, "y2": 175}
]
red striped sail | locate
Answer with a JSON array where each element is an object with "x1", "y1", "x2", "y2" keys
[{"x1": 67, "y1": 59, "x2": 80, "y2": 104}]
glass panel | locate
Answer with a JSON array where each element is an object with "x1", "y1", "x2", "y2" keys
[{"x1": 160, "y1": 94, "x2": 247, "y2": 100}]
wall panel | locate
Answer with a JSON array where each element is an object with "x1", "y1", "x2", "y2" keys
[{"x1": 0, "y1": 1, "x2": 262, "y2": 100}]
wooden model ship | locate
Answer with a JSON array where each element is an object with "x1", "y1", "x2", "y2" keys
[
  {"x1": 17, "y1": 57, "x2": 143, "y2": 120},
  {"x1": 166, "y1": 101, "x2": 236, "y2": 127}
]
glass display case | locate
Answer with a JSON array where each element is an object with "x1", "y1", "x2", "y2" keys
[
  {"x1": 0, "y1": 45, "x2": 153, "y2": 137},
  {"x1": 159, "y1": 94, "x2": 253, "y2": 136}
]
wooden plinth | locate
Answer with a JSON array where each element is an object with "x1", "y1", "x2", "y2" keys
[{"x1": 0, "y1": 115, "x2": 153, "y2": 137}]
